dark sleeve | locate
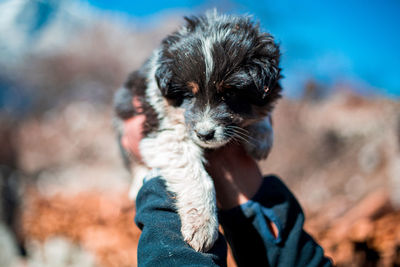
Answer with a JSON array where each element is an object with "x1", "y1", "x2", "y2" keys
[
  {"x1": 134, "y1": 177, "x2": 228, "y2": 267},
  {"x1": 219, "y1": 175, "x2": 333, "y2": 267}
]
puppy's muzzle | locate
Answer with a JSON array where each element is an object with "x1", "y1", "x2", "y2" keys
[{"x1": 195, "y1": 129, "x2": 215, "y2": 141}]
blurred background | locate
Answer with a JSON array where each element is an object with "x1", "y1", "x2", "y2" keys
[{"x1": 0, "y1": 0, "x2": 399, "y2": 266}]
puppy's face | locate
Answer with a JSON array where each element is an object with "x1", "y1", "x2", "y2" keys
[{"x1": 155, "y1": 13, "x2": 282, "y2": 148}]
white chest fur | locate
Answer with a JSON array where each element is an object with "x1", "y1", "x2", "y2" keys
[{"x1": 131, "y1": 54, "x2": 219, "y2": 251}]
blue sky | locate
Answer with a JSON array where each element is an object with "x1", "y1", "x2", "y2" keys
[{"x1": 87, "y1": 0, "x2": 400, "y2": 97}]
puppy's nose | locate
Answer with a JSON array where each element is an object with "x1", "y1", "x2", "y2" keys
[{"x1": 196, "y1": 129, "x2": 215, "y2": 141}]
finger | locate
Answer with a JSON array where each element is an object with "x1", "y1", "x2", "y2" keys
[
  {"x1": 132, "y1": 96, "x2": 143, "y2": 113},
  {"x1": 122, "y1": 115, "x2": 146, "y2": 160}
]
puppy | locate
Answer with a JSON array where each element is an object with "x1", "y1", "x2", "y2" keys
[{"x1": 114, "y1": 10, "x2": 282, "y2": 252}]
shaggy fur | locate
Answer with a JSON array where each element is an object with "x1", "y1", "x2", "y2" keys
[{"x1": 114, "y1": 10, "x2": 282, "y2": 251}]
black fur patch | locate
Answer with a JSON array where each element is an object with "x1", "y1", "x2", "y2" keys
[{"x1": 114, "y1": 69, "x2": 159, "y2": 137}]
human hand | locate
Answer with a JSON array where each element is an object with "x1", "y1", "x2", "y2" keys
[
  {"x1": 205, "y1": 144, "x2": 279, "y2": 239},
  {"x1": 204, "y1": 144, "x2": 263, "y2": 210},
  {"x1": 121, "y1": 97, "x2": 145, "y2": 161}
]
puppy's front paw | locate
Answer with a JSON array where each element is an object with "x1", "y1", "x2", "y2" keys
[{"x1": 181, "y1": 210, "x2": 219, "y2": 252}]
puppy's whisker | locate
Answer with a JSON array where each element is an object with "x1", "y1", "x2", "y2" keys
[
  {"x1": 224, "y1": 132, "x2": 240, "y2": 145},
  {"x1": 233, "y1": 135, "x2": 253, "y2": 146},
  {"x1": 225, "y1": 133, "x2": 242, "y2": 145},
  {"x1": 229, "y1": 137, "x2": 241, "y2": 146},
  {"x1": 226, "y1": 126, "x2": 249, "y2": 134},
  {"x1": 225, "y1": 130, "x2": 254, "y2": 146},
  {"x1": 226, "y1": 127, "x2": 253, "y2": 139},
  {"x1": 224, "y1": 131, "x2": 238, "y2": 141},
  {"x1": 230, "y1": 131, "x2": 259, "y2": 147},
  {"x1": 227, "y1": 128, "x2": 258, "y2": 144},
  {"x1": 233, "y1": 130, "x2": 259, "y2": 144},
  {"x1": 227, "y1": 125, "x2": 249, "y2": 133}
]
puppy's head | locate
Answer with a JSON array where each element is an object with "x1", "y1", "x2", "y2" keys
[{"x1": 155, "y1": 11, "x2": 282, "y2": 148}]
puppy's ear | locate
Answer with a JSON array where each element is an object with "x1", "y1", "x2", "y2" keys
[
  {"x1": 248, "y1": 37, "x2": 282, "y2": 103},
  {"x1": 114, "y1": 70, "x2": 146, "y2": 119},
  {"x1": 249, "y1": 64, "x2": 282, "y2": 100},
  {"x1": 114, "y1": 87, "x2": 134, "y2": 119},
  {"x1": 155, "y1": 61, "x2": 173, "y2": 96}
]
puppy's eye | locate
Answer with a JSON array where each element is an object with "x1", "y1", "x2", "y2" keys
[
  {"x1": 221, "y1": 90, "x2": 236, "y2": 101},
  {"x1": 166, "y1": 91, "x2": 193, "y2": 107},
  {"x1": 166, "y1": 96, "x2": 183, "y2": 107}
]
